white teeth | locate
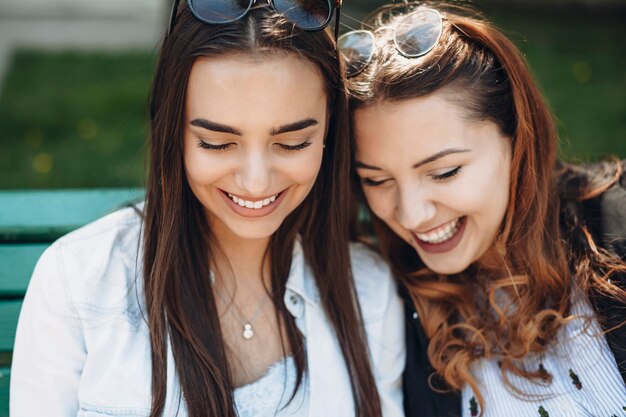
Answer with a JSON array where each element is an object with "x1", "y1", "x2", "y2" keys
[
  {"x1": 226, "y1": 192, "x2": 279, "y2": 210},
  {"x1": 416, "y1": 218, "x2": 462, "y2": 244}
]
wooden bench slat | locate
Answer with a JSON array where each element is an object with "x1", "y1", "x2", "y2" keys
[
  {"x1": 0, "y1": 244, "x2": 48, "y2": 296},
  {"x1": 0, "y1": 301, "x2": 22, "y2": 353},
  {"x1": 0, "y1": 367, "x2": 9, "y2": 417},
  {"x1": 0, "y1": 188, "x2": 147, "y2": 411},
  {"x1": 0, "y1": 188, "x2": 144, "y2": 242}
]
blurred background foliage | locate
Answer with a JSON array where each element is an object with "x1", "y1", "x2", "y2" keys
[
  {"x1": 0, "y1": 0, "x2": 624, "y2": 189},
  {"x1": 0, "y1": 51, "x2": 154, "y2": 188}
]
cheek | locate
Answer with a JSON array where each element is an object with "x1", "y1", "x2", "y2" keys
[
  {"x1": 444, "y1": 165, "x2": 506, "y2": 212},
  {"x1": 485, "y1": 174, "x2": 510, "y2": 225},
  {"x1": 476, "y1": 166, "x2": 509, "y2": 213},
  {"x1": 280, "y1": 152, "x2": 324, "y2": 185},
  {"x1": 184, "y1": 145, "x2": 229, "y2": 187},
  {"x1": 363, "y1": 187, "x2": 395, "y2": 221}
]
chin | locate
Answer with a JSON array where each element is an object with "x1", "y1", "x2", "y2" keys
[
  {"x1": 420, "y1": 256, "x2": 470, "y2": 275},
  {"x1": 230, "y1": 224, "x2": 281, "y2": 241}
]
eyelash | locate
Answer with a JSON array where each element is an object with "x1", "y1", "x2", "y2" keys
[
  {"x1": 197, "y1": 140, "x2": 233, "y2": 151},
  {"x1": 276, "y1": 141, "x2": 312, "y2": 151},
  {"x1": 361, "y1": 166, "x2": 462, "y2": 187},
  {"x1": 361, "y1": 178, "x2": 389, "y2": 187},
  {"x1": 196, "y1": 140, "x2": 312, "y2": 152},
  {"x1": 431, "y1": 166, "x2": 462, "y2": 181}
]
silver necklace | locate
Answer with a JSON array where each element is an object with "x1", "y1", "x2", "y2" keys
[{"x1": 210, "y1": 271, "x2": 269, "y2": 340}]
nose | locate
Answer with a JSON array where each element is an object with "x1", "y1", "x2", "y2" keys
[
  {"x1": 234, "y1": 147, "x2": 272, "y2": 195},
  {"x1": 395, "y1": 183, "x2": 436, "y2": 231}
]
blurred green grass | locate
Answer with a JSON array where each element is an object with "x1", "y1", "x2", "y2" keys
[
  {"x1": 0, "y1": 4, "x2": 624, "y2": 189},
  {"x1": 0, "y1": 51, "x2": 154, "y2": 189},
  {"x1": 490, "y1": 7, "x2": 626, "y2": 161}
]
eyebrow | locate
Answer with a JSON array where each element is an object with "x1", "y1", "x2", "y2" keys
[
  {"x1": 190, "y1": 119, "x2": 242, "y2": 136},
  {"x1": 190, "y1": 118, "x2": 319, "y2": 137},
  {"x1": 269, "y1": 118, "x2": 319, "y2": 136},
  {"x1": 355, "y1": 148, "x2": 471, "y2": 171}
]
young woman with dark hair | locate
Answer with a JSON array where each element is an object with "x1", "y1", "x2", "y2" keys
[
  {"x1": 341, "y1": 2, "x2": 626, "y2": 416},
  {"x1": 10, "y1": 2, "x2": 405, "y2": 416}
]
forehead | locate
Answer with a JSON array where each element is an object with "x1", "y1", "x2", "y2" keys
[
  {"x1": 353, "y1": 92, "x2": 506, "y2": 167},
  {"x1": 354, "y1": 94, "x2": 470, "y2": 148},
  {"x1": 185, "y1": 52, "x2": 328, "y2": 128}
]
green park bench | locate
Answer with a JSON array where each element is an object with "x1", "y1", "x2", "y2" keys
[{"x1": 0, "y1": 188, "x2": 144, "y2": 416}]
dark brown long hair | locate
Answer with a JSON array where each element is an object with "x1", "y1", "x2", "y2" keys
[
  {"x1": 144, "y1": 4, "x2": 381, "y2": 417},
  {"x1": 348, "y1": 1, "x2": 626, "y2": 410}
]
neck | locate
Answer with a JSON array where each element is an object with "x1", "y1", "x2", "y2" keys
[
  {"x1": 209, "y1": 225, "x2": 272, "y2": 288},
  {"x1": 218, "y1": 237, "x2": 270, "y2": 278}
]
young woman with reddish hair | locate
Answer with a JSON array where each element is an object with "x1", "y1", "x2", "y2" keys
[{"x1": 341, "y1": 3, "x2": 626, "y2": 416}]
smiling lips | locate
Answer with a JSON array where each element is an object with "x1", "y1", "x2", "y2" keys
[
  {"x1": 412, "y1": 216, "x2": 467, "y2": 253},
  {"x1": 220, "y1": 189, "x2": 285, "y2": 218},
  {"x1": 415, "y1": 217, "x2": 463, "y2": 244},
  {"x1": 227, "y1": 192, "x2": 278, "y2": 209}
]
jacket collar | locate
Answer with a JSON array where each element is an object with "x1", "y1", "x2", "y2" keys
[{"x1": 285, "y1": 238, "x2": 321, "y2": 311}]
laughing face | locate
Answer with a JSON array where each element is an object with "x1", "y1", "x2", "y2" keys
[
  {"x1": 353, "y1": 92, "x2": 512, "y2": 274},
  {"x1": 183, "y1": 53, "x2": 327, "y2": 244}
]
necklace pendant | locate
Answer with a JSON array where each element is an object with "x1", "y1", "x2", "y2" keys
[{"x1": 242, "y1": 323, "x2": 254, "y2": 340}]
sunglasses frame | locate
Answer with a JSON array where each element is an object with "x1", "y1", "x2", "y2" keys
[
  {"x1": 168, "y1": 0, "x2": 342, "y2": 39},
  {"x1": 338, "y1": 8, "x2": 443, "y2": 77}
]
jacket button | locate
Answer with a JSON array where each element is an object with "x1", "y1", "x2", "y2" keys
[
  {"x1": 290, "y1": 294, "x2": 299, "y2": 304},
  {"x1": 412, "y1": 312, "x2": 418, "y2": 320}
]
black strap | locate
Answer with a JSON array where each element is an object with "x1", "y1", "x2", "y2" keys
[{"x1": 401, "y1": 287, "x2": 461, "y2": 417}]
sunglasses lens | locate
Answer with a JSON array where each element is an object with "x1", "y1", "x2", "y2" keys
[
  {"x1": 338, "y1": 30, "x2": 375, "y2": 77},
  {"x1": 190, "y1": 0, "x2": 251, "y2": 23},
  {"x1": 273, "y1": 0, "x2": 332, "y2": 30},
  {"x1": 394, "y1": 9, "x2": 442, "y2": 58}
]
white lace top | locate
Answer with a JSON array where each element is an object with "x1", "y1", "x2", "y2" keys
[{"x1": 234, "y1": 356, "x2": 309, "y2": 417}]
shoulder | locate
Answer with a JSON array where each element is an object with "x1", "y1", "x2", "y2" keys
[
  {"x1": 595, "y1": 162, "x2": 626, "y2": 255},
  {"x1": 50, "y1": 203, "x2": 143, "y2": 271},
  {"x1": 33, "y1": 205, "x2": 145, "y2": 315},
  {"x1": 349, "y1": 242, "x2": 399, "y2": 321},
  {"x1": 560, "y1": 159, "x2": 626, "y2": 257},
  {"x1": 349, "y1": 241, "x2": 395, "y2": 291}
]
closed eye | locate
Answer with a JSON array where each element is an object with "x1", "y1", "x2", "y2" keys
[
  {"x1": 361, "y1": 177, "x2": 392, "y2": 187},
  {"x1": 275, "y1": 141, "x2": 312, "y2": 151},
  {"x1": 431, "y1": 166, "x2": 461, "y2": 181},
  {"x1": 197, "y1": 140, "x2": 234, "y2": 151}
]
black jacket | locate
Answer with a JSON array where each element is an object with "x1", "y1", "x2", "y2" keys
[{"x1": 402, "y1": 165, "x2": 626, "y2": 417}]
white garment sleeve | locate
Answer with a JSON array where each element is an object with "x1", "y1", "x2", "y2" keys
[
  {"x1": 366, "y1": 277, "x2": 406, "y2": 417},
  {"x1": 351, "y1": 243, "x2": 406, "y2": 417},
  {"x1": 10, "y1": 243, "x2": 86, "y2": 417}
]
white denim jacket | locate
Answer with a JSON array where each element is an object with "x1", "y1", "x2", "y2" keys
[{"x1": 11, "y1": 206, "x2": 405, "y2": 417}]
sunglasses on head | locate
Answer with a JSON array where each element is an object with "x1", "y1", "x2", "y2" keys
[
  {"x1": 338, "y1": 8, "x2": 443, "y2": 78},
  {"x1": 168, "y1": 0, "x2": 343, "y2": 39}
]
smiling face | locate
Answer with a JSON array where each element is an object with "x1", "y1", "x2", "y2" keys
[
  {"x1": 184, "y1": 53, "x2": 327, "y2": 245},
  {"x1": 353, "y1": 92, "x2": 512, "y2": 274}
]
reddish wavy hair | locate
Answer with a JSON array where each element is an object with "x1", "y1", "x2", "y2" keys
[{"x1": 348, "y1": 2, "x2": 626, "y2": 412}]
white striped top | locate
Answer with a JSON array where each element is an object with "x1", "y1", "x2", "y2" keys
[{"x1": 461, "y1": 292, "x2": 626, "y2": 417}]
